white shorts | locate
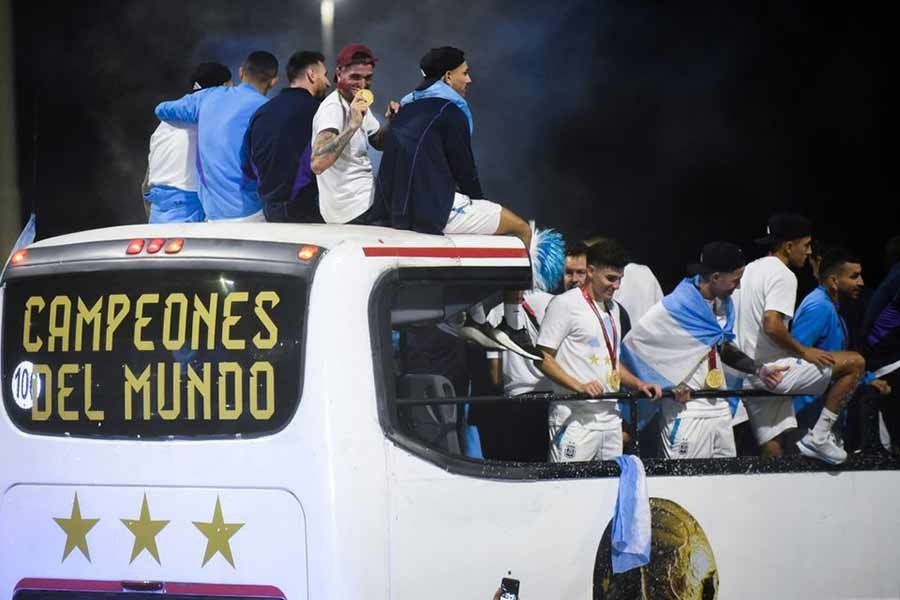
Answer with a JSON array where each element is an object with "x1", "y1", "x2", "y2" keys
[
  {"x1": 210, "y1": 209, "x2": 266, "y2": 223},
  {"x1": 443, "y1": 193, "x2": 502, "y2": 235},
  {"x1": 744, "y1": 357, "x2": 832, "y2": 444},
  {"x1": 661, "y1": 414, "x2": 736, "y2": 459},
  {"x1": 548, "y1": 421, "x2": 622, "y2": 462}
]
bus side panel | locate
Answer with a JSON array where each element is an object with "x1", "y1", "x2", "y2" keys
[{"x1": 386, "y1": 446, "x2": 900, "y2": 600}]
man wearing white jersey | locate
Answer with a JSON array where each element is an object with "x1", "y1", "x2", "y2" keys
[
  {"x1": 310, "y1": 43, "x2": 398, "y2": 225},
  {"x1": 623, "y1": 242, "x2": 787, "y2": 459},
  {"x1": 734, "y1": 213, "x2": 864, "y2": 461},
  {"x1": 537, "y1": 239, "x2": 661, "y2": 462},
  {"x1": 615, "y1": 263, "x2": 664, "y2": 325},
  {"x1": 142, "y1": 63, "x2": 232, "y2": 223}
]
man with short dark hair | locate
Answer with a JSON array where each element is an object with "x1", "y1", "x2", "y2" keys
[
  {"x1": 155, "y1": 51, "x2": 279, "y2": 221},
  {"x1": 563, "y1": 242, "x2": 589, "y2": 290},
  {"x1": 244, "y1": 51, "x2": 330, "y2": 222},
  {"x1": 792, "y1": 248, "x2": 891, "y2": 453},
  {"x1": 733, "y1": 213, "x2": 865, "y2": 462},
  {"x1": 376, "y1": 46, "x2": 563, "y2": 360},
  {"x1": 536, "y1": 239, "x2": 661, "y2": 462},
  {"x1": 623, "y1": 242, "x2": 787, "y2": 459},
  {"x1": 143, "y1": 62, "x2": 232, "y2": 223},
  {"x1": 311, "y1": 43, "x2": 398, "y2": 224}
]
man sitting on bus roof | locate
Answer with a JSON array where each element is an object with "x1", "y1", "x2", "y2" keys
[
  {"x1": 375, "y1": 46, "x2": 562, "y2": 360},
  {"x1": 155, "y1": 51, "x2": 279, "y2": 222}
]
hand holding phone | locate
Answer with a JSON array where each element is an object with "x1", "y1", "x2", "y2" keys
[{"x1": 499, "y1": 577, "x2": 520, "y2": 600}]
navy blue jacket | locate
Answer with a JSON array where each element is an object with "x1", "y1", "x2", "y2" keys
[
  {"x1": 244, "y1": 88, "x2": 322, "y2": 222},
  {"x1": 375, "y1": 98, "x2": 483, "y2": 234}
]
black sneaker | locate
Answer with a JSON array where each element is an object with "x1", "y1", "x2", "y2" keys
[
  {"x1": 488, "y1": 322, "x2": 543, "y2": 360},
  {"x1": 459, "y1": 315, "x2": 506, "y2": 350}
]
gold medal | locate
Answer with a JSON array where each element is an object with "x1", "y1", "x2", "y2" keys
[
  {"x1": 607, "y1": 370, "x2": 621, "y2": 391},
  {"x1": 705, "y1": 368, "x2": 725, "y2": 389},
  {"x1": 355, "y1": 89, "x2": 374, "y2": 106}
]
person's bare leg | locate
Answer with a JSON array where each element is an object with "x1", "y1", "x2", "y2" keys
[
  {"x1": 495, "y1": 207, "x2": 531, "y2": 249},
  {"x1": 822, "y1": 351, "x2": 865, "y2": 414}
]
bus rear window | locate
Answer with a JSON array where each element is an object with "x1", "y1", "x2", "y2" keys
[{"x1": 1, "y1": 269, "x2": 307, "y2": 439}]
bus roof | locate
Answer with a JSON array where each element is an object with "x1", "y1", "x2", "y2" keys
[{"x1": 28, "y1": 223, "x2": 526, "y2": 253}]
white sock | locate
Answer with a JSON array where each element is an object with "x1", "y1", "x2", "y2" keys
[
  {"x1": 503, "y1": 303, "x2": 522, "y2": 329},
  {"x1": 812, "y1": 407, "x2": 839, "y2": 441},
  {"x1": 470, "y1": 303, "x2": 487, "y2": 324}
]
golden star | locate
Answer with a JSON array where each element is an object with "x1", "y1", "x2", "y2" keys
[
  {"x1": 604, "y1": 356, "x2": 612, "y2": 366},
  {"x1": 589, "y1": 354, "x2": 600, "y2": 365},
  {"x1": 121, "y1": 494, "x2": 170, "y2": 565},
  {"x1": 193, "y1": 497, "x2": 244, "y2": 567},
  {"x1": 53, "y1": 493, "x2": 100, "y2": 563}
]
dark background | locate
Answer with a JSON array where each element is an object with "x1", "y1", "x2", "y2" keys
[{"x1": 11, "y1": 0, "x2": 893, "y2": 291}]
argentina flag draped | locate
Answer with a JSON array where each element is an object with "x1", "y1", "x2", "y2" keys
[{"x1": 620, "y1": 277, "x2": 736, "y2": 423}]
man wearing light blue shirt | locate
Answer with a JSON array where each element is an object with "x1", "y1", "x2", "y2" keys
[
  {"x1": 791, "y1": 248, "x2": 890, "y2": 459},
  {"x1": 155, "y1": 51, "x2": 279, "y2": 221}
]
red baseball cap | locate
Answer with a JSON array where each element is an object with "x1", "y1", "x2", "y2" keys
[{"x1": 336, "y1": 43, "x2": 378, "y2": 68}]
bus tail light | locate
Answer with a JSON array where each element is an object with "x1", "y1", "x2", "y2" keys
[
  {"x1": 146, "y1": 238, "x2": 165, "y2": 254},
  {"x1": 125, "y1": 240, "x2": 145, "y2": 255},
  {"x1": 297, "y1": 245, "x2": 319, "y2": 261},
  {"x1": 11, "y1": 249, "x2": 27, "y2": 264},
  {"x1": 165, "y1": 239, "x2": 184, "y2": 254}
]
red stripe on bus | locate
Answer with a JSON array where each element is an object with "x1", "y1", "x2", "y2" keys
[
  {"x1": 363, "y1": 247, "x2": 528, "y2": 259},
  {"x1": 15, "y1": 578, "x2": 285, "y2": 598}
]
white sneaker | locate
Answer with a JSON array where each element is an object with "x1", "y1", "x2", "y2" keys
[
  {"x1": 459, "y1": 315, "x2": 506, "y2": 351},
  {"x1": 796, "y1": 431, "x2": 848, "y2": 465}
]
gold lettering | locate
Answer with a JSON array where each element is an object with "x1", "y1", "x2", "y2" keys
[
  {"x1": 252, "y1": 291, "x2": 279, "y2": 350},
  {"x1": 133, "y1": 293, "x2": 159, "y2": 351},
  {"x1": 75, "y1": 297, "x2": 103, "y2": 351},
  {"x1": 57, "y1": 363, "x2": 79, "y2": 421},
  {"x1": 106, "y1": 294, "x2": 131, "y2": 351},
  {"x1": 191, "y1": 294, "x2": 218, "y2": 350},
  {"x1": 249, "y1": 361, "x2": 275, "y2": 420},
  {"x1": 83, "y1": 364, "x2": 103, "y2": 421},
  {"x1": 157, "y1": 362, "x2": 181, "y2": 420},
  {"x1": 221, "y1": 292, "x2": 248, "y2": 350},
  {"x1": 218, "y1": 362, "x2": 242, "y2": 420},
  {"x1": 31, "y1": 364, "x2": 52, "y2": 421},
  {"x1": 23, "y1": 296, "x2": 45, "y2": 352},
  {"x1": 47, "y1": 296, "x2": 72, "y2": 352},
  {"x1": 123, "y1": 364, "x2": 151, "y2": 420},
  {"x1": 186, "y1": 363, "x2": 212, "y2": 420},
  {"x1": 162, "y1": 293, "x2": 188, "y2": 350}
]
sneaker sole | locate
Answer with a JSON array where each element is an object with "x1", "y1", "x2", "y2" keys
[
  {"x1": 489, "y1": 329, "x2": 542, "y2": 361},
  {"x1": 460, "y1": 326, "x2": 506, "y2": 350},
  {"x1": 796, "y1": 438, "x2": 846, "y2": 465}
]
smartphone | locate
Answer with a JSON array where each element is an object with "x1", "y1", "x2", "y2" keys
[{"x1": 500, "y1": 577, "x2": 520, "y2": 600}]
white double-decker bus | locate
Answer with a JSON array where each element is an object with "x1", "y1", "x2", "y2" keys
[{"x1": 1, "y1": 222, "x2": 898, "y2": 600}]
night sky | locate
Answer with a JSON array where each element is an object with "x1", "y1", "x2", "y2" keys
[{"x1": 11, "y1": 0, "x2": 893, "y2": 290}]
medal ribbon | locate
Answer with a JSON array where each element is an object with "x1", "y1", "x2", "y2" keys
[{"x1": 581, "y1": 287, "x2": 618, "y2": 371}]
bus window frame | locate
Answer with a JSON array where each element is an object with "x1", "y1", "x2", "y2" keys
[{"x1": 370, "y1": 268, "x2": 900, "y2": 480}]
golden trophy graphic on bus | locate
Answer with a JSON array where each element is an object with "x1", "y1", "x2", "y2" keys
[{"x1": 594, "y1": 498, "x2": 719, "y2": 599}]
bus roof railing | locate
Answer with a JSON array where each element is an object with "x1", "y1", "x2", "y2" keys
[{"x1": 394, "y1": 388, "x2": 802, "y2": 407}]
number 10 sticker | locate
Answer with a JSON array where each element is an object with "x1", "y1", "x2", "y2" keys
[{"x1": 11, "y1": 361, "x2": 41, "y2": 410}]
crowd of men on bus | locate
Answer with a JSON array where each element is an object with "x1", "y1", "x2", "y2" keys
[{"x1": 145, "y1": 47, "x2": 900, "y2": 466}]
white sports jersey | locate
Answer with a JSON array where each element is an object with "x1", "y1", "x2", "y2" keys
[
  {"x1": 537, "y1": 287, "x2": 623, "y2": 431},
  {"x1": 614, "y1": 263, "x2": 664, "y2": 324},
  {"x1": 733, "y1": 256, "x2": 798, "y2": 363},
  {"x1": 147, "y1": 121, "x2": 199, "y2": 191}
]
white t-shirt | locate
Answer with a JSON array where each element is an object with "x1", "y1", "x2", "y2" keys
[
  {"x1": 311, "y1": 90, "x2": 381, "y2": 223},
  {"x1": 147, "y1": 121, "x2": 198, "y2": 191},
  {"x1": 733, "y1": 256, "x2": 798, "y2": 364},
  {"x1": 537, "y1": 287, "x2": 623, "y2": 430},
  {"x1": 662, "y1": 299, "x2": 731, "y2": 420},
  {"x1": 487, "y1": 291, "x2": 554, "y2": 396},
  {"x1": 614, "y1": 263, "x2": 664, "y2": 325}
]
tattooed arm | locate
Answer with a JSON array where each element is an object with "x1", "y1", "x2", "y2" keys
[{"x1": 311, "y1": 95, "x2": 367, "y2": 175}]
